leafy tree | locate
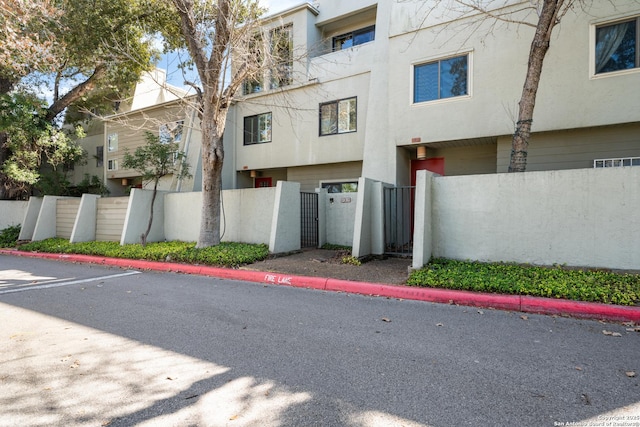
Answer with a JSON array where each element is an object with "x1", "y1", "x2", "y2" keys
[
  {"x1": 0, "y1": 0, "x2": 175, "y2": 198},
  {"x1": 0, "y1": 0, "x2": 59, "y2": 93},
  {"x1": 122, "y1": 132, "x2": 191, "y2": 246},
  {"x1": 168, "y1": 0, "x2": 282, "y2": 248},
  {"x1": 0, "y1": 93, "x2": 85, "y2": 199}
]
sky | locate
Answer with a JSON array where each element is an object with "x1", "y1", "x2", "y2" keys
[{"x1": 161, "y1": 0, "x2": 308, "y2": 89}]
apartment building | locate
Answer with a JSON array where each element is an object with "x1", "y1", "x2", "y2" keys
[
  {"x1": 97, "y1": 0, "x2": 640, "y2": 195},
  {"x1": 232, "y1": 0, "x2": 640, "y2": 191}
]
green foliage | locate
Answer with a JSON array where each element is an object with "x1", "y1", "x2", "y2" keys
[
  {"x1": 0, "y1": 93, "x2": 85, "y2": 198},
  {"x1": 20, "y1": 239, "x2": 269, "y2": 268},
  {"x1": 72, "y1": 174, "x2": 110, "y2": 196},
  {"x1": 341, "y1": 255, "x2": 362, "y2": 266},
  {"x1": 0, "y1": 225, "x2": 21, "y2": 248},
  {"x1": 407, "y1": 258, "x2": 640, "y2": 306},
  {"x1": 122, "y1": 132, "x2": 191, "y2": 186},
  {"x1": 122, "y1": 131, "x2": 191, "y2": 245}
]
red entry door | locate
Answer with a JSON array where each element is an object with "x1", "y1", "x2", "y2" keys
[
  {"x1": 411, "y1": 157, "x2": 444, "y2": 186},
  {"x1": 255, "y1": 177, "x2": 272, "y2": 188}
]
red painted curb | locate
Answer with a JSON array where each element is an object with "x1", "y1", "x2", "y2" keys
[
  {"x1": 2, "y1": 249, "x2": 639, "y2": 323},
  {"x1": 521, "y1": 295, "x2": 640, "y2": 322}
]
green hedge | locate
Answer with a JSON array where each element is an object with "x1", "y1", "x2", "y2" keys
[
  {"x1": 407, "y1": 258, "x2": 640, "y2": 306},
  {"x1": 0, "y1": 225, "x2": 21, "y2": 248},
  {"x1": 19, "y1": 238, "x2": 269, "y2": 268}
]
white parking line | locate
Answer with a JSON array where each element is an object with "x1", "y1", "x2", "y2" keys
[{"x1": 0, "y1": 271, "x2": 141, "y2": 295}]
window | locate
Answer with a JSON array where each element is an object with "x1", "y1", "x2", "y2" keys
[
  {"x1": 159, "y1": 120, "x2": 184, "y2": 144},
  {"x1": 96, "y1": 146, "x2": 103, "y2": 167},
  {"x1": 243, "y1": 25, "x2": 293, "y2": 94},
  {"x1": 414, "y1": 55, "x2": 468, "y2": 103},
  {"x1": 322, "y1": 181, "x2": 358, "y2": 193},
  {"x1": 333, "y1": 26, "x2": 375, "y2": 51},
  {"x1": 319, "y1": 97, "x2": 357, "y2": 136},
  {"x1": 108, "y1": 159, "x2": 117, "y2": 171},
  {"x1": 107, "y1": 133, "x2": 118, "y2": 152},
  {"x1": 244, "y1": 112, "x2": 272, "y2": 145},
  {"x1": 594, "y1": 157, "x2": 640, "y2": 168},
  {"x1": 270, "y1": 26, "x2": 293, "y2": 89},
  {"x1": 595, "y1": 17, "x2": 639, "y2": 74}
]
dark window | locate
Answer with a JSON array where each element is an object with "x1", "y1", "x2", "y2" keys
[
  {"x1": 333, "y1": 26, "x2": 375, "y2": 51},
  {"x1": 319, "y1": 97, "x2": 357, "y2": 136},
  {"x1": 270, "y1": 25, "x2": 293, "y2": 89},
  {"x1": 96, "y1": 146, "x2": 103, "y2": 167},
  {"x1": 414, "y1": 55, "x2": 468, "y2": 103},
  {"x1": 322, "y1": 181, "x2": 358, "y2": 193},
  {"x1": 595, "y1": 17, "x2": 639, "y2": 74},
  {"x1": 244, "y1": 112, "x2": 272, "y2": 145},
  {"x1": 243, "y1": 25, "x2": 293, "y2": 94}
]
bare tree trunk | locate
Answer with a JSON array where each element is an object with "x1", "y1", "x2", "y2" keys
[
  {"x1": 509, "y1": 0, "x2": 563, "y2": 172},
  {"x1": 141, "y1": 178, "x2": 160, "y2": 246},
  {"x1": 0, "y1": 132, "x2": 9, "y2": 200},
  {"x1": 45, "y1": 64, "x2": 107, "y2": 122},
  {"x1": 197, "y1": 103, "x2": 226, "y2": 248},
  {"x1": 1, "y1": 76, "x2": 16, "y2": 199}
]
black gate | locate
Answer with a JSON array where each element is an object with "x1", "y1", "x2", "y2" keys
[
  {"x1": 383, "y1": 186, "x2": 414, "y2": 256},
  {"x1": 300, "y1": 192, "x2": 319, "y2": 248}
]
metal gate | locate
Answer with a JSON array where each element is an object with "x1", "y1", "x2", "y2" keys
[
  {"x1": 300, "y1": 192, "x2": 319, "y2": 248},
  {"x1": 383, "y1": 186, "x2": 414, "y2": 256}
]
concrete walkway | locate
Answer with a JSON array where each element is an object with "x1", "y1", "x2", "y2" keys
[{"x1": 1, "y1": 249, "x2": 639, "y2": 324}]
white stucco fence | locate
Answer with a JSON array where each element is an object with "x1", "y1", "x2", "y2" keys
[
  {"x1": 165, "y1": 181, "x2": 301, "y2": 253},
  {"x1": 413, "y1": 167, "x2": 640, "y2": 270},
  {"x1": 0, "y1": 200, "x2": 28, "y2": 230}
]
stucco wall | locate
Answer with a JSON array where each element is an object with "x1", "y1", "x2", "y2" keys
[
  {"x1": 222, "y1": 187, "x2": 276, "y2": 244},
  {"x1": 164, "y1": 186, "x2": 294, "y2": 249},
  {"x1": 424, "y1": 167, "x2": 640, "y2": 270},
  {"x1": 0, "y1": 201, "x2": 28, "y2": 230},
  {"x1": 323, "y1": 191, "x2": 358, "y2": 247}
]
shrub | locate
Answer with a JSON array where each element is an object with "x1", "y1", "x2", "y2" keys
[
  {"x1": 407, "y1": 258, "x2": 640, "y2": 306},
  {"x1": 19, "y1": 239, "x2": 269, "y2": 268},
  {"x1": 341, "y1": 255, "x2": 362, "y2": 266},
  {"x1": 0, "y1": 224, "x2": 21, "y2": 247}
]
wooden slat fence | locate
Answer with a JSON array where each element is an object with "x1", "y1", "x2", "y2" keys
[
  {"x1": 96, "y1": 197, "x2": 129, "y2": 242},
  {"x1": 56, "y1": 198, "x2": 81, "y2": 239}
]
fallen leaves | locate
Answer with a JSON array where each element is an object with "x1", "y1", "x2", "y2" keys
[
  {"x1": 381, "y1": 317, "x2": 391, "y2": 322},
  {"x1": 520, "y1": 315, "x2": 529, "y2": 320},
  {"x1": 626, "y1": 371, "x2": 636, "y2": 378},
  {"x1": 602, "y1": 330, "x2": 622, "y2": 337}
]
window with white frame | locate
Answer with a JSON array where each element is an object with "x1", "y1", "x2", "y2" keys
[
  {"x1": 319, "y1": 97, "x2": 357, "y2": 136},
  {"x1": 159, "y1": 120, "x2": 184, "y2": 144},
  {"x1": 333, "y1": 25, "x2": 375, "y2": 51},
  {"x1": 243, "y1": 112, "x2": 272, "y2": 145},
  {"x1": 107, "y1": 133, "x2": 118, "y2": 152},
  {"x1": 107, "y1": 159, "x2": 117, "y2": 171},
  {"x1": 413, "y1": 54, "x2": 469, "y2": 103},
  {"x1": 595, "y1": 17, "x2": 639, "y2": 74}
]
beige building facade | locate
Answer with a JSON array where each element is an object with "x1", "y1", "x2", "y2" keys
[
  {"x1": 91, "y1": 0, "x2": 639, "y2": 194},
  {"x1": 231, "y1": 0, "x2": 640, "y2": 190}
]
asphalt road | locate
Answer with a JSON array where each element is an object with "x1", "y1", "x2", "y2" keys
[{"x1": 1, "y1": 255, "x2": 639, "y2": 427}]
